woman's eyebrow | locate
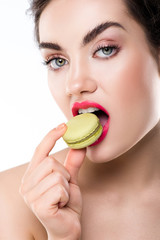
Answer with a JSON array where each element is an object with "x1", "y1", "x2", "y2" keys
[
  {"x1": 82, "y1": 21, "x2": 126, "y2": 46},
  {"x1": 39, "y1": 21, "x2": 125, "y2": 50},
  {"x1": 39, "y1": 42, "x2": 63, "y2": 51}
]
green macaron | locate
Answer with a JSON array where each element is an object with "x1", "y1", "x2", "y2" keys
[{"x1": 63, "y1": 113, "x2": 103, "y2": 149}]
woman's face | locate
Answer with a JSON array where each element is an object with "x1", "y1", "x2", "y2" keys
[{"x1": 39, "y1": 0, "x2": 160, "y2": 162}]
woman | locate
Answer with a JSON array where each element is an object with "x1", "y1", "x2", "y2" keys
[{"x1": 0, "y1": 0, "x2": 160, "y2": 239}]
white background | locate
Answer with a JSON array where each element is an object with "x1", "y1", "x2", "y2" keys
[{"x1": 0, "y1": 0, "x2": 67, "y2": 171}]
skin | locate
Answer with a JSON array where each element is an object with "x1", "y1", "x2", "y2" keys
[{"x1": 0, "y1": 0, "x2": 160, "y2": 239}]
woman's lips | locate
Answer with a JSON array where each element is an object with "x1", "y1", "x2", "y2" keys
[{"x1": 72, "y1": 101, "x2": 110, "y2": 147}]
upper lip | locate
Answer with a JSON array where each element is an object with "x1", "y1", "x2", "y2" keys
[{"x1": 72, "y1": 100, "x2": 109, "y2": 117}]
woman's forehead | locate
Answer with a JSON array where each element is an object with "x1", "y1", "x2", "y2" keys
[{"x1": 39, "y1": 0, "x2": 128, "y2": 43}]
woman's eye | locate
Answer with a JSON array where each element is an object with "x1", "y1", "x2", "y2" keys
[
  {"x1": 94, "y1": 45, "x2": 119, "y2": 59},
  {"x1": 44, "y1": 57, "x2": 68, "y2": 70}
]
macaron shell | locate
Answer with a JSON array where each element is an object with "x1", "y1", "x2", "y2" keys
[
  {"x1": 63, "y1": 113, "x2": 103, "y2": 149},
  {"x1": 66, "y1": 123, "x2": 102, "y2": 149}
]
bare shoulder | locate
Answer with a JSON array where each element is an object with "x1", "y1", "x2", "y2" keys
[
  {"x1": 0, "y1": 164, "x2": 47, "y2": 240},
  {"x1": 0, "y1": 163, "x2": 28, "y2": 209}
]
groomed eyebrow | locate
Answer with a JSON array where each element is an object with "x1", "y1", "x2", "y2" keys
[
  {"x1": 39, "y1": 42, "x2": 63, "y2": 51},
  {"x1": 82, "y1": 21, "x2": 125, "y2": 46},
  {"x1": 39, "y1": 21, "x2": 125, "y2": 50}
]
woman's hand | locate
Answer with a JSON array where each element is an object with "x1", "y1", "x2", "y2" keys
[{"x1": 19, "y1": 123, "x2": 86, "y2": 240}]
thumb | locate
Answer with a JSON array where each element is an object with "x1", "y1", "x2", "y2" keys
[{"x1": 64, "y1": 148, "x2": 86, "y2": 185}]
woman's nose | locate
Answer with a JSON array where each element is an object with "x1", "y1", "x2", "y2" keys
[{"x1": 65, "y1": 62, "x2": 97, "y2": 96}]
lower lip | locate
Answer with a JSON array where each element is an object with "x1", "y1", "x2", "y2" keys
[
  {"x1": 72, "y1": 101, "x2": 110, "y2": 147},
  {"x1": 90, "y1": 117, "x2": 110, "y2": 147}
]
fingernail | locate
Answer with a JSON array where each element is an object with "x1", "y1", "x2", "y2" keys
[{"x1": 56, "y1": 123, "x2": 66, "y2": 131}]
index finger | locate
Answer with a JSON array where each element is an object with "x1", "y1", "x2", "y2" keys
[{"x1": 28, "y1": 123, "x2": 67, "y2": 172}]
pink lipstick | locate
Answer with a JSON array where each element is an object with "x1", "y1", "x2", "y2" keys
[{"x1": 72, "y1": 101, "x2": 110, "y2": 146}]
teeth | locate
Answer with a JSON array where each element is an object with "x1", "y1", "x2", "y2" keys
[{"x1": 78, "y1": 107, "x2": 99, "y2": 114}]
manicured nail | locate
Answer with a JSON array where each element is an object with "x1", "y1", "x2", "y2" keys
[{"x1": 56, "y1": 123, "x2": 66, "y2": 130}]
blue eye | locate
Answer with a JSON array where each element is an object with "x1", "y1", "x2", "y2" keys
[
  {"x1": 94, "y1": 45, "x2": 120, "y2": 59},
  {"x1": 44, "y1": 57, "x2": 68, "y2": 70}
]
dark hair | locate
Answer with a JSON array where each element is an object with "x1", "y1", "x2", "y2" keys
[
  {"x1": 28, "y1": 0, "x2": 52, "y2": 43},
  {"x1": 124, "y1": 0, "x2": 160, "y2": 61},
  {"x1": 29, "y1": 0, "x2": 160, "y2": 59}
]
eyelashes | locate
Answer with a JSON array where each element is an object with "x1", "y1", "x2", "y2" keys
[
  {"x1": 93, "y1": 44, "x2": 120, "y2": 59},
  {"x1": 43, "y1": 57, "x2": 68, "y2": 70},
  {"x1": 43, "y1": 44, "x2": 121, "y2": 71}
]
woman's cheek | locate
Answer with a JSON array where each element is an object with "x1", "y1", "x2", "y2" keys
[
  {"x1": 110, "y1": 52, "x2": 159, "y2": 141},
  {"x1": 48, "y1": 72, "x2": 68, "y2": 111},
  {"x1": 111, "y1": 54, "x2": 150, "y2": 108}
]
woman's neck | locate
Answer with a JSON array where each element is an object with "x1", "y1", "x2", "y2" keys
[{"x1": 80, "y1": 120, "x2": 160, "y2": 196}]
